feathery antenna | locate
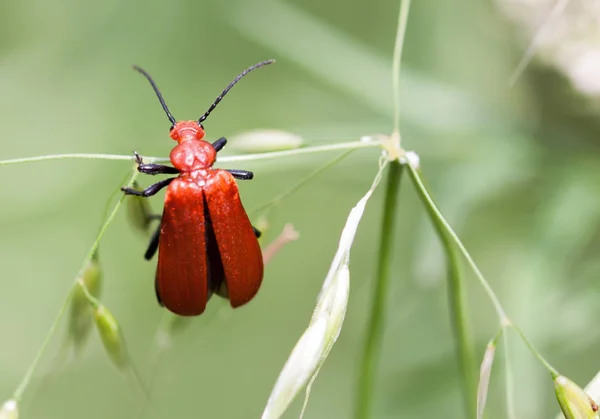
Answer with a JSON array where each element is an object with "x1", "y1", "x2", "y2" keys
[
  {"x1": 133, "y1": 65, "x2": 177, "y2": 127},
  {"x1": 198, "y1": 59, "x2": 275, "y2": 124}
]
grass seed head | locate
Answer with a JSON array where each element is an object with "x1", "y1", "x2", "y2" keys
[
  {"x1": 93, "y1": 304, "x2": 129, "y2": 370},
  {"x1": 68, "y1": 251, "x2": 103, "y2": 355},
  {"x1": 555, "y1": 375, "x2": 600, "y2": 419}
]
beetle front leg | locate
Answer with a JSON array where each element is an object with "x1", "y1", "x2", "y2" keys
[
  {"x1": 132, "y1": 152, "x2": 179, "y2": 175},
  {"x1": 212, "y1": 137, "x2": 227, "y2": 152}
]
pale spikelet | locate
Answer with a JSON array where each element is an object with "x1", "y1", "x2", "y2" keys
[
  {"x1": 310, "y1": 265, "x2": 350, "y2": 343},
  {"x1": 68, "y1": 251, "x2": 102, "y2": 355},
  {"x1": 476, "y1": 341, "x2": 497, "y2": 419},
  {"x1": 93, "y1": 304, "x2": 130, "y2": 370},
  {"x1": 262, "y1": 265, "x2": 349, "y2": 419},
  {"x1": 262, "y1": 317, "x2": 328, "y2": 419},
  {"x1": 262, "y1": 158, "x2": 387, "y2": 419},
  {"x1": 555, "y1": 375, "x2": 600, "y2": 419}
]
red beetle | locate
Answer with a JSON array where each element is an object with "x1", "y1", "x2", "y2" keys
[{"x1": 122, "y1": 60, "x2": 274, "y2": 316}]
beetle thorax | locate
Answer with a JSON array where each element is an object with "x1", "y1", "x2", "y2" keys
[
  {"x1": 168, "y1": 120, "x2": 216, "y2": 172},
  {"x1": 170, "y1": 140, "x2": 216, "y2": 172}
]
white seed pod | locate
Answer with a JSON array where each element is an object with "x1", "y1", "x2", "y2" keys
[
  {"x1": 229, "y1": 130, "x2": 303, "y2": 153},
  {"x1": 262, "y1": 317, "x2": 327, "y2": 419},
  {"x1": 262, "y1": 158, "x2": 388, "y2": 419}
]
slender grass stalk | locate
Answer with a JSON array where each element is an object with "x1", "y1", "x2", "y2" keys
[
  {"x1": 0, "y1": 140, "x2": 379, "y2": 167},
  {"x1": 414, "y1": 172, "x2": 476, "y2": 418},
  {"x1": 392, "y1": 0, "x2": 411, "y2": 136},
  {"x1": 0, "y1": 153, "x2": 135, "y2": 166},
  {"x1": 511, "y1": 323, "x2": 559, "y2": 378},
  {"x1": 508, "y1": 0, "x2": 569, "y2": 87},
  {"x1": 11, "y1": 169, "x2": 140, "y2": 403},
  {"x1": 355, "y1": 161, "x2": 403, "y2": 419},
  {"x1": 220, "y1": 140, "x2": 377, "y2": 163}
]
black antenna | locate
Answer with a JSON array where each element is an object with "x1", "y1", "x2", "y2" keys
[
  {"x1": 198, "y1": 59, "x2": 275, "y2": 124},
  {"x1": 133, "y1": 65, "x2": 177, "y2": 126}
]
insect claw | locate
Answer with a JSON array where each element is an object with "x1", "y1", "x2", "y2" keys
[{"x1": 133, "y1": 151, "x2": 144, "y2": 165}]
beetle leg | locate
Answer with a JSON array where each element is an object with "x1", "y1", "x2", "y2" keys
[
  {"x1": 133, "y1": 151, "x2": 179, "y2": 175},
  {"x1": 121, "y1": 178, "x2": 174, "y2": 197},
  {"x1": 227, "y1": 169, "x2": 254, "y2": 180}
]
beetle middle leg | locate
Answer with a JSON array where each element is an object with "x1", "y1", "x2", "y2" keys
[{"x1": 121, "y1": 178, "x2": 174, "y2": 197}]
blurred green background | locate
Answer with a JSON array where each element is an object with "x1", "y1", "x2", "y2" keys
[{"x1": 1, "y1": 0, "x2": 599, "y2": 418}]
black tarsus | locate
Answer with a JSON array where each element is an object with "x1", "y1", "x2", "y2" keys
[
  {"x1": 252, "y1": 226, "x2": 262, "y2": 238},
  {"x1": 133, "y1": 151, "x2": 179, "y2": 175},
  {"x1": 155, "y1": 277, "x2": 163, "y2": 306},
  {"x1": 121, "y1": 178, "x2": 174, "y2": 197},
  {"x1": 133, "y1": 65, "x2": 177, "y2": 127},
  {"x1": 198, "y1": 59, "x2": 275, "y2": 124},
  {"x1": 212, "y1": 137, "x2": 227, "y2": 152},
  {"x1": 227, "y1": 169, "x2": 254, "y2": 180},
  {"x1": 145, "y1": 221, "x2": 161, "y2": 260}
]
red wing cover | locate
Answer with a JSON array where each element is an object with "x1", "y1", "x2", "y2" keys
[
  {"x1": 155, "y1": 179, "x2": 208, "y2": 316},
  {"x1": 204, "y1": 170, "x2": 264, "y2": 308}
]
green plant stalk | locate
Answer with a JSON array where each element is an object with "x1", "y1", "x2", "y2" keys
[
  {"x1": 11, "y1": 169, "x2": 140, "y2": 403},
  {"x1": 411, "y1": 169, "x2": 476, "y2": 418},
  {"x1": 0, "y1": 140, "x2": 379, "y2": 166},
  {"x1": 446, "y1": 237, "x2": 477, "y2": 419},
  {"x1": 511, "y1": 323, "x2": 559, "y2": 378},
  {"x1": 406, "y1": 163, "x2": 507, "y2": 320},
  {"x1": 392, "y1": 0, "x2": 411, "y2": 135},
  {"x1": 355, "y1": 161, "x2": 403, "y2": 419},
  {"x1": 406, "y1": 163, "x2": 562, "y2": 380}
]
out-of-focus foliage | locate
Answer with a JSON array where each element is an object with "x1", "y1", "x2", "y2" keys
[
  {"x1": 0, "y1": 0, "x2": 599, "y2": 418},
  {"x1": 499, "y1": 0, "x2": 600, "y2": 96}
]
